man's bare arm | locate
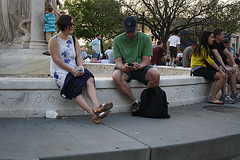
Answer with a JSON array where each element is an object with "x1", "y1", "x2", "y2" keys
[
  {"x1": 223, "y1": 48, "x2": 236, "y2": 66},
  {"x1": 211, "y1": 49, "x2": 227, "y2": 69}
]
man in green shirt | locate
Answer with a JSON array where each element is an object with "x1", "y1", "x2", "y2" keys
[{"x1": 112, "y1": 16, "x2": 160, "y2": 115}]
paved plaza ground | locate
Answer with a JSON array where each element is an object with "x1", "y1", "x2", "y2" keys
[{"x1": 0, "y1": 102, "x2": 240, "y2": 160}]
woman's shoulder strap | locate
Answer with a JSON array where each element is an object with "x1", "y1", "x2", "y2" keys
[{"x1": 72, "y1": 36, "x2": 76, "y2": 52}]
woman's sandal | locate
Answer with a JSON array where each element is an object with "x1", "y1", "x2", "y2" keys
[
  {"x1": 98, "y1": 110, "x2": 110, "y2": 119},
  {"x1": 92, "y1": 111, "x2": 111, "y2": 124},
  {"x1": 93, "y1": 118, "x2": 101, "y2": 124},
  {"x1": 209, "y1": 99, "x2": 224, "y2": 104},
  {"x1": 93, "y1": 102, "x2": 113, "y2": 115}
]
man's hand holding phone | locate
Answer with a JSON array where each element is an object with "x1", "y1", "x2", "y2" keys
[
  {"x1": 121, "y1": 62, "x2": 143, "y2": 72},
  {"x1": 127, "y1": 63, "x2": 134, "y2": 67},
  {"x1": 122, "y1": 62, "x2": 135, "y2": 72}
]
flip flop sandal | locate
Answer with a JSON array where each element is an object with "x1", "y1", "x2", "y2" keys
[
  {"x1": 93, "y1": 102, "x2": 113, "y2": 115},
  {"x1": 209, "y1": 99, "x2": 224, "y2": 104}
]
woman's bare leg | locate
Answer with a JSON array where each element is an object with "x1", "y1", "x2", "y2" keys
[
  {"x1": 74, "y1": 94, "x2": 96, "y2": 119},
  {"x1": 209, "y1": 72, "x2": 226, "y2": 102},
  {"x1": 85, "y1": 77, "x2": 100, "y2": 109}
]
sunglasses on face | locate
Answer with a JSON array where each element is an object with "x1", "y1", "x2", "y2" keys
[{"x1": 68, "y1": 22, "x2": 75, "y2": 26}]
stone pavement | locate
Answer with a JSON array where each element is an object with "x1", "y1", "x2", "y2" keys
[
  {"x1": 0, "y1": 49, "x2": 50, "y2": 77},
  {"x1": 0, "y1": 102, "x2": 240, "y2": 160}
]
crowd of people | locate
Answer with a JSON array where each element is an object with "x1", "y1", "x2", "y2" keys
[{"x1": 42, "y1": 4, "x2": 240, "y2": 124}]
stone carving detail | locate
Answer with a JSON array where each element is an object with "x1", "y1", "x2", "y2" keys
[
  {"x1": 34, "y1": 92, "x2": 70, "y2": 104},
  {"x1": 36, "y1": 93, "x2": 42, "y2": 103},
  {"x1": 0, "y1": 0, "x2": 31, "y2": 44},
  {"x1": 48, "y1": 93, "x2": 55, "y2": 103}
]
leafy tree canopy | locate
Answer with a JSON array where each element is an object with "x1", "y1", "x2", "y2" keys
[
  {"x1": 120, "y1": 0, "x2": 240, "y2": 49},
  {"x1": 64, "y1": 0, "x2": 124, "y2": 42},
  {"x1": 63, "y1": 0, "x2": 240, "y2": 50}
]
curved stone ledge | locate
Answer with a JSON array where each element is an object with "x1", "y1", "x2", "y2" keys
[
  {"x1": 0, "y1": 76, "x2": 214, "y2": 118},
  {"x1": 83, "y1": 63, "x2": 191, "y2": 77},
  {"x1": 0, "y1": 48, "x2": 191, "y2": 77}
]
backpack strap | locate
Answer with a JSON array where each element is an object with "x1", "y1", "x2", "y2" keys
[{"x1": 72, "y1": 36, "x2": 79, "y2": 62}]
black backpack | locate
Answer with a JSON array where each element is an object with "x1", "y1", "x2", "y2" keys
[{"x1": 133, "y1": 86, "x2": 170, "y2": 118}]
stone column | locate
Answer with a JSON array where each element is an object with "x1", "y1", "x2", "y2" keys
[{"x1": 29, "y1": 0, "x2": 47, "y2": 49}]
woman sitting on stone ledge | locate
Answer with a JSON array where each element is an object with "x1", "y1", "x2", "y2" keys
[
  {"x1": 191, "y1": 31, "x2": 226, "y2": 104},
  {"x1": 49, "y1": 15, "x2": 113, "y2": 124}
]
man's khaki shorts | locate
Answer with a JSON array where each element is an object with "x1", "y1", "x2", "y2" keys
[{"x1": 45, "y1": 32, "x2": 54, "y2": 43}]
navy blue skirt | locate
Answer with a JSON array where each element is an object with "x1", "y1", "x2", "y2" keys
[{"x1": 60, "y1": 68, "x2": 94, "y2": 99}]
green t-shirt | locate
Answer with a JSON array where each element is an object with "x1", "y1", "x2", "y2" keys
[{"x1": 113, "y1": 31, "x2": 152, "y2": 64}]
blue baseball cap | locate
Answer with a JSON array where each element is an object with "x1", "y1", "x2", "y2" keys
[{"x1": 124, "y1": 16, "x2": 137, "y2": 32}]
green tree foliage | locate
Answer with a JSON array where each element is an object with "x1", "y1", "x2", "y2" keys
[
  {"x1": 63, "y1": 0, "x2": 240, "y2": 50},
  {"x1": 120, "y1": 0, "x2": 240, "y2": 50},
  {"x1": 64, "y1": 0, "x2": 124, "y2": 42},
  {"x1": 207, "y1": 1, "x2": 240, "y2": 36}
]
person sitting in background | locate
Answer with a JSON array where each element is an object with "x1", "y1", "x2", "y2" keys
[
  {"x1": 223, "y1": 38, "x2": 231, "y2": 66},
  {"x1": 235, "y1": 54, "x2": 240, "y2": 66},
  {"x1": 81, "y1": 47, "x2": 91, "y2": 60},
  {"x1": 234, "y1": 54, "x2": 240, "y2": 85},
  {"x1": 176, "y1": 57, "x2": 183, "y2": 66},
  {"x1": 175, "y1": 51, "x2": 183, "y2": 66},
  {"x1": 223, "y1": 38, "x2": 240, "y2": 81},
  {"x1": 105, "y1": 46, "x2": 115, "y2": 63},
  {"x1": 223, "y1": 38, "x2": 230, "y2": 50},
  {"x1": 191, "y1": 31, "x2": 226, "y2": 104},
  {"x1": 49, "y1": 15, "x2": 113, "y2": 124},
  {"x1": 177, "y1": 50, "x2": 183, "y2": 58},
  {"x1": 223, "y1": 38, "x2": 240, "y2": 86},
  {"x1": 182, "y1": 45, "x2": 195, "y2": 68},
  {"x1": 151, "y1": 40, "x2": 166, "y2": 65}
]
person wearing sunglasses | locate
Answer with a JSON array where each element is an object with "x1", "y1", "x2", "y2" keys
[{"x1": 49, "y1": 15, "x2": 113, "y2": 124}]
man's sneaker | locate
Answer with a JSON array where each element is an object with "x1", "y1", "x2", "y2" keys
[
  {"x1": 131, "y1": 102, "x2": 141, "y2": 116},
  {"x1": 220, "y1": 95, "x2": 235, "y2": 104},
  {"x1": 231, "y1": 93, "x2": 240, "y2": 101}
]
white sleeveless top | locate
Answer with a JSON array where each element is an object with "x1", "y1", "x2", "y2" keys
[{"x1": 50, "y1": 36, "x2": 78, "y2": 89}]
